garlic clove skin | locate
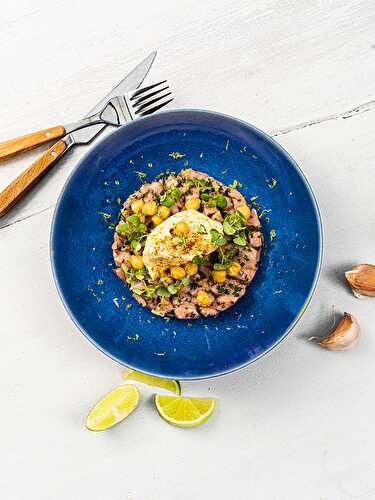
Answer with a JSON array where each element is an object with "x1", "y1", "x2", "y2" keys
[
  {"x1": 345, "y1": 264, "x2": 375, "y2": 298},
  {"x1": 309, "y1": 312, "x2": 361, "y2": 351}
]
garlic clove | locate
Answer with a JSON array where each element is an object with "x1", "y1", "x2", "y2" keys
[
  {"x1": 345, "y1": 264, "x2": 375, "y2": 298},
  {"x1": 309, "y1": 312, "x2": 360, "y2": 351}
]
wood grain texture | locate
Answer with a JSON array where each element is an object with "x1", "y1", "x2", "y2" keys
[
  {"x1": 0, "y1": 139, "x2": 66, "y2": 217},
  {"x1": 0, "y1": 125, "x2": 65, "y2": 161}
]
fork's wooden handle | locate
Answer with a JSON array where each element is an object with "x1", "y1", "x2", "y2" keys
[
  {"x1": 0, "y1": 140, "x2": 67, "y2": 217},
  {"x1": 0, "y1": 126, "x2": 65, "y2": 162}
]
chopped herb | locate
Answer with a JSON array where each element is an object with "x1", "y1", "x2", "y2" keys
[
  {"x1": 233, "y1": 235, "x2": 247, "y2": 246},
  {"x1": 270, "y1": 229, "x2": 277, "y2": 241},
  {"x1": 198, "y1": 224, "x2": 207, "y2": 234},
  {"x1": 267, "y1": 178, "x2": 277, "y2": 189},
  {"x1": 114, "y1": 180, "x2": 120, "y2": 185},
  {"x1": 192, "y1": 255, "x2": 210, "y2": 265},
  {"x1": 96, "y1": 279, "x2": 104, "y2": 285},
  {"x1": 210, "y1": 229, "x2": 227, "y2": 246},
  {"x1": 129, "y1": 159, "x2": 134, "y2": 164},
  {"x1": 98, "y1": 211, "x2": 112, "y2": 221},
  {"x1": 259, "y1": 209, "x2": 272, "y2": 219},
  {"x1": 224, "y1": 139, "x2": 230, "y2": 151},
  {"x1": 199, "y1": 152, "x2": 204, "y2": 158},
  {"x1": 250, "y1": 196, "x2": 258, "y2": 202},
  {"x1": 229, "y1": 179, "x2": 242, "y2": 189},
  {"x1": 240, "y1": 146, "x2": 247, "y2": 153},
  {"x1": 156, "y1": 286, "x2": 171, "y2": 298},
  {"x1": 113, "y1": 298, "x2": 120, "y2": 308},
  {"x1": 171, "y1": 234, "x2": 187, "y2": 247},
  {"x1": 251, "y1": 154, "x2": 257, "y2": 159},
  {"x1": 183, "y1": 160, "x2": 189, "y2": 167},
  {"x1": 169, "y1": 152, "x2": 185, "y2": 160},
  {"x1": 147, "y1": 162, "x2": 153, "y2": 168},
  {"x1": 131, "y1": 240, "x2": 142, "y2": 252},
  {"x1": 160, "y1": 186, "x2": 181, "y2": 207},
  {"x1": 223, "y1": 210, "x2": 246, "y2": 235},
  {"x1": 135, "y1": 171, "x2": 147, "y2": 180},
  {"x1": 116, "y1": 197, "x2": 122, "y2": 205},
  {"x1": 126, "y1": 303, "x2": 133, "y2": 309}
]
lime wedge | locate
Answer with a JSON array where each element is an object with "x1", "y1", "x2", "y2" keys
[
  {"x1": 86, "y1": 385, "x2": 139, "y2": 431},
  {"x1": 154, "y1": 394, "x2": 216, "y2": 428},
  {"x1": 123, "y1": 368, "x2": 181, "y2": 395}
]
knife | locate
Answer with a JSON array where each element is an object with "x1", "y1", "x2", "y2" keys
[
  {"x1": 0, "y1": 51, "x2": 157, "y2": 217},
  {"x1": 0, "y1": 51, "x2": 157, "y2": 162}
]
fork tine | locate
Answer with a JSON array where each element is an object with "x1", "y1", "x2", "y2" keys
[
  {"x1": 130, "y1": 80, "x2": 167, "y2": 100},
  {"x1": 134, "y1": 92, "x2": 172, "y2": 114},
  {"x1": 132, "y1": 85, "x2": 169, "y2": 107},
  {"x1": 138, "y1": 97, "x2": 174, "y2": 117}
]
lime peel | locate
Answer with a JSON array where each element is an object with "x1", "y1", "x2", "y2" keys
[
  {"x1": 122, "y1": 369, "x2": 181, "y2": 395},
  {"x1": 154, "y1": 394, "x2": 216, "y2": 428},
  {"x1": 86, "y1": 384, "x2": 140, "y2": 431}
]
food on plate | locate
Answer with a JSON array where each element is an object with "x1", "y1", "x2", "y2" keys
[{"x1": 112, "y1": 169, "x2": 263, "y2": 319}]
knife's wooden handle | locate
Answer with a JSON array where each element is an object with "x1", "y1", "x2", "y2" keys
[
  {"x1": 0, "y1": 126, "x2": 65, "y2": 162},
  {"x1": 0, "y1": 140, "x2": 67, "y2": 217}
]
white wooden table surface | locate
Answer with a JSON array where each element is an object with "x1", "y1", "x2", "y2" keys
[{"x1": 1, "y1": 1, "x2": 374, "y2": 499}]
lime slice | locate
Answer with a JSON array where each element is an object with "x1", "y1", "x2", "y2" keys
[
  {"x1": 154, "y1": 394, "x2": 216, "y2": 428},
  {"x1": 86, "y1": 384, "x2": 140, "y2": 431},
  {"x1": 123, "y1": 368, "x2": 181, "y2": 395}
]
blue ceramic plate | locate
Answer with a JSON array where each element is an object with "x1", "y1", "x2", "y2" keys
[{"x1": 51, "y1": 109, "x2": 322, "y2": 379}]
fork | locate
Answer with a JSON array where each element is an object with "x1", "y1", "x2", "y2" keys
[{"x1": 0, "y1": 82, "x2": 173, "y2": 217}]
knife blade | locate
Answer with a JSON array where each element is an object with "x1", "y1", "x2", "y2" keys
[{"x1": 70, "y1": 50, "x2": 157, "y2": 145}]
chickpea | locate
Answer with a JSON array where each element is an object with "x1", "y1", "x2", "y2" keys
[
  {"x1": 196, "y1": 290, "x2": 213, "y2": 306},
  {"x1": 212, "y1": 270, "x2": 226, "y2": 283},
  {"x1": 237, "y1": 204, "x2": 251, "y2": 220},
  {"x1": 170, "y1": 266, "x2": 186, "y2": 280},
  {"x1": 130, "y1": 255, "x2": 144, "y2": 270},
  {"x1": 131, "y1": 199, "x2": 144, "y2": 213},
  {"x1": 185, "y1": 198, "x2": 201, "y2": 210},
  {"x1": 227, "y1": 262, "x2": 241, "y2": 277},
  {"x1": 173, "y1": 221, "x2": 189, "y2": 236},
  {"x1": 185, "y1": 262, "x2": 198, "y2": 276},
  {"x1": 157, "y1": 206, "x2": 170, "y2": 220},
  {"x1": 152, "y1": 215, "x2": 164, "y2": 225},
  {"x1": 142, "y1": 201, "x2": 158, "y2": 216}
]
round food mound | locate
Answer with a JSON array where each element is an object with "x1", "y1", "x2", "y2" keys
[{"x1": 112, "y1": 169, "x2": 263, "y2": 319}]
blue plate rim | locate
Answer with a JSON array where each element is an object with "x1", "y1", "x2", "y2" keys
[{"x1": 50, "y1": 108, "x2": 323, "y2": 380}]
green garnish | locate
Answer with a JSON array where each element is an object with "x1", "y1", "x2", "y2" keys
[
  {"x1": 222, "y1": 210, "x2": 246, "y2": 235},
  {"x1": 270, "y1": 229, "x2": 277, "y2": 241},
  {"x1": 160, "y1": 186, "x2": 181, "y2": 207},
  {"x1": 117, "y1": 215, "x2": 148, "y2": 250},
  {"x1": 233, "y1": 235, "x2": 247, "y2": 246},
  {"x1": 98, "y1": 212, "x2": 112, "y2": 221},
  {"x1": 171, "y1": 234, "x2": 187, "y2": 246},
  {"x1": 169, "y1": 152, "x2": 185, "y2": 160},
  {"x1": 131, "y1": 240, "x2": 142, "y2": 252},
  {"x1": 156, "y1": 286, "x2": 171, "y2": 298},
  {"x1": 229, "y1": 179, "x2": 242, "y2": 189},
  {"x1": 267, "y1": 178, "x2": 277, "y2": 189},
  {"x1": 198, "y1": 224, "x2": 207, "y2": 234},
  {"x1": 192, "y1": 255, "x2": 210, "y2": 265},
  {"x1": 135, "y1": 171, "x2": 147, "y2": 180},
  {"x1": 213, "y1": 247, "x2": 238, "y2": 270},
  {"x1": 210, "y1": 229, "x2": 227, "y2": 246}
]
